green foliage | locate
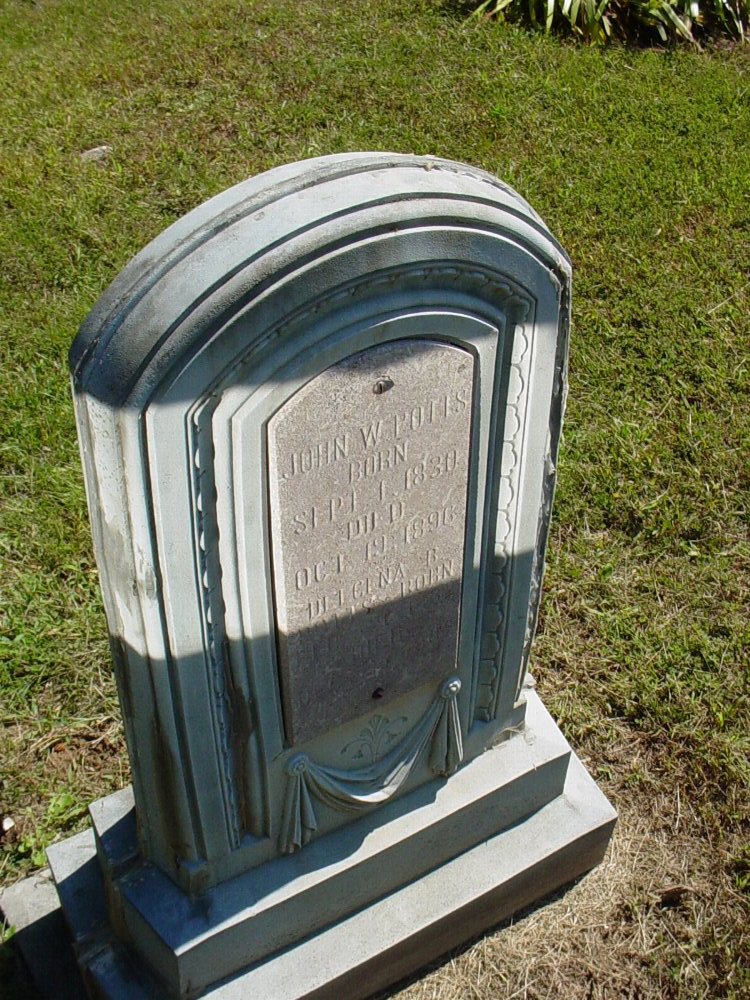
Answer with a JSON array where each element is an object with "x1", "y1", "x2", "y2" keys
[
  {"x1": 473, "y1": 0, "x2": 749, "y2": 42},
  {"x1": 732, "y1": 844, "x2": 750, "y2": 895},
  {"x1": 11, "y1": 793, "x2": 87, "y2": 869}
]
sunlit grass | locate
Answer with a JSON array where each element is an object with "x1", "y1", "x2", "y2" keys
[{"x1": 1, "y1": 1, "x2": 748, "y2": 996}]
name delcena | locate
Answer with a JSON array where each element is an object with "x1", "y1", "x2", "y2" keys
[{"x1": 300, "y1": 555, "x2": 457, "y2": 624}]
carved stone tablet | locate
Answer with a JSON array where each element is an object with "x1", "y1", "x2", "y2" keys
[
  {"x1": 50, "y1": 155, "x2": 617, "y2": 1000},
  {"x1": 268, "y1": 339, "x2": 474, "y2": 745}
]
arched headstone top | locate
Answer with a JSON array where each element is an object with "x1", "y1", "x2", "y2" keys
[{"x1": 70, "y1": 152, "x2": 569, "y2": 408}]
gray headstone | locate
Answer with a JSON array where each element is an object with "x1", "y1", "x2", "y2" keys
[{"x1": 0, "y1": 153, "x2": 616, "y2": 1000}]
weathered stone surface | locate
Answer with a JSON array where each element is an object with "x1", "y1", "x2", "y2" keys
[
  {"x1": 269, "y1": 339, "x2": 474, "y2": 744},
  {"x1": 0, "y1": 867, "x2": 87, "y2": 1000},
  {"x1": 68, "y1": 153, "x2": 574, "y2": 887},
  {"x1": 2, "y1": 691, "x2": 616, "y2": 1000},
  {"x1": 36, "y1": 152, "x2": 616, "y2": 1000}
]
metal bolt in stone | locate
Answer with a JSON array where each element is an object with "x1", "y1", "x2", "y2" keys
[{"x1": 373, "y1": 378, "x2": 392, "y2": 395}]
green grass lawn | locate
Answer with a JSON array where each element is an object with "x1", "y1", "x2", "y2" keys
[{"x1": 1, "y1": 1, "x2": 748, "y2": 997}]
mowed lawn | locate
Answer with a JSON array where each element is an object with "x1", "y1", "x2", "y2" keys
[{"x1": 0, "y1": 1, "x2": 748, "y2": 997}]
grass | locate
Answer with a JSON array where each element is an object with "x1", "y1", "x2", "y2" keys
[{"x1": 1, "y1": 0, "x2": 748, "y2": 996}]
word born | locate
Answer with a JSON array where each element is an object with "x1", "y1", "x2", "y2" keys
[{"x1": 348, "y1": 442, "x2": 408, "y2": 483}]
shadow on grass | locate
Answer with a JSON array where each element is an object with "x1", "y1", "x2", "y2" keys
[
  {"x1": 1, "y1": 903, "x2": 84, "y2": 1000},
  {"x1": 1, "y1": 934, "x2": 43, "y2": 1000}
]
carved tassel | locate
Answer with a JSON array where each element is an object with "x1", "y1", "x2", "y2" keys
[
  {"x1": 279, "y1": 755, "x2": 318, "y2": 854},
  {"x1": 429, "y1": 677, "x2": 463, "y2": 776}
]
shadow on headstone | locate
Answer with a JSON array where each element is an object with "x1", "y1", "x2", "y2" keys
[{"x1": 1, "y1": 153, "x2": 615, "y2": 999}]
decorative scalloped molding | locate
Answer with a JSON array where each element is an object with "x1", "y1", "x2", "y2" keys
[
  {"x1": 267, "y1": 264, "x2": 530, "y2": 345},
  {"x1": 474, "y1": 323, "x2": 532, "y2": 723},
  {"x1": 516, "y1": 289, "x2": 570, "y2": 700},
  {"x1": 189, "y1": 400, "x2": 242, "y2": 849}
]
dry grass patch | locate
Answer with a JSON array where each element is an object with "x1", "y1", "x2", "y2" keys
[{"x1": 393, "y1": 789, "x2": 748, "y2": 999}]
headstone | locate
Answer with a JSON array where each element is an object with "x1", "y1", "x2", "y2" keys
[{"x1": 0, "y1": 154, "x2": 615, "y2": 999}]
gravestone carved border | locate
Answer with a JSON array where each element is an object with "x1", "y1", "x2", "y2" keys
[{"x1": 70, "y1": 154, "x2": 570, "y2": 893}]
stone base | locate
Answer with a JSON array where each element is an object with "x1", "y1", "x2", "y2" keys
[{"x1": 1, "y1": 692, "x2": 616, "y2": 1000}]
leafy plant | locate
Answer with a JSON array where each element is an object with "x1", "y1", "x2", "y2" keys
[
  {"x1": 472, "y1": 0, "x2": 748, "y2": 42},
  {"x1": 9, "y1": 793, "x2": 87, "y2": 871}
]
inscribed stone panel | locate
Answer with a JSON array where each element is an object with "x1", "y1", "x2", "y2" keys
[{"x1": 268, "y1": 338, "x2": 475, "y2": 745}]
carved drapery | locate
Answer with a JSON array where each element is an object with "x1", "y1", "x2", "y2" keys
[{"x1": 280, "y1": 677, "x2": 463, "y2": 854}]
